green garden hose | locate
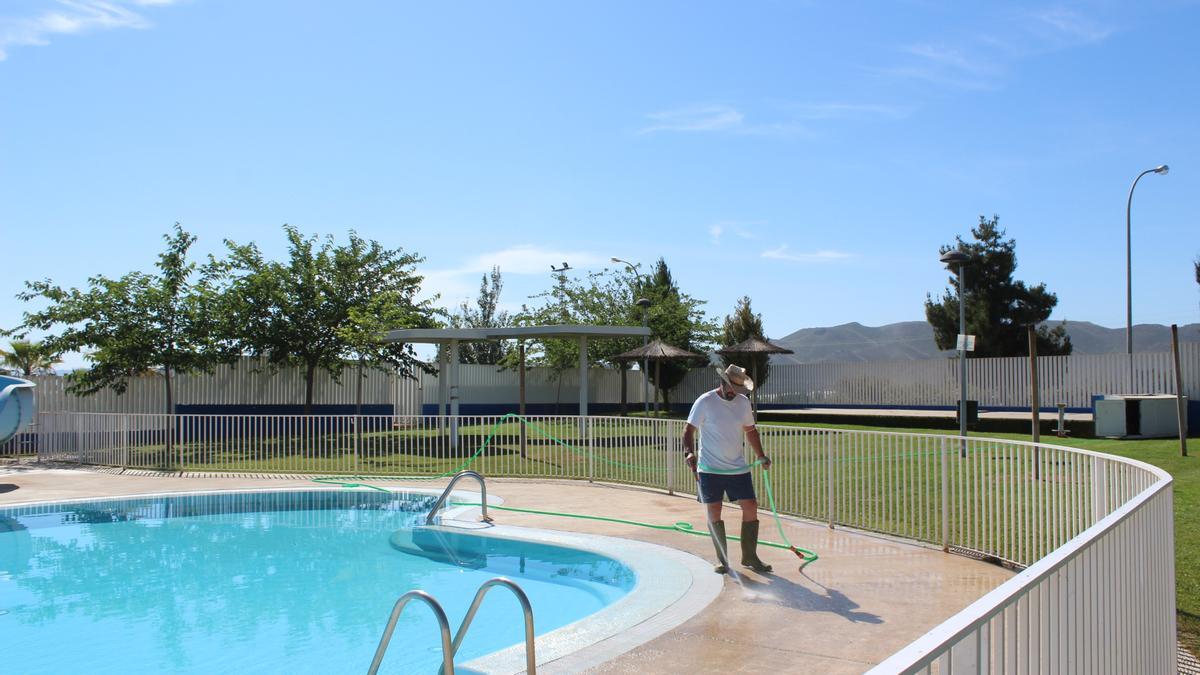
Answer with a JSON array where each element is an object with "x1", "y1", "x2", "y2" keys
[{"x1": 312, "y1": 412, "x2": 818, "y2": 566}]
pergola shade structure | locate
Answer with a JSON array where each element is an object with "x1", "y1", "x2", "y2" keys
[
  {"x1": 382, "y1": 326, "x2": 652, "y2": 444},
  {"x1": 612, "y1": 339, "x2": 707, "y2": 415},
  {"x1": 715, "y1": 337, "x2": 795, "y2": 412}
]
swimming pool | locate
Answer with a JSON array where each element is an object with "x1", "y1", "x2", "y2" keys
[{"x1": 0, "y1": 490, "x2": 639, "y2": 673}]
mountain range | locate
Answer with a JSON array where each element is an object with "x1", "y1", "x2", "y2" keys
[{"x1": 768, "y1": 321, "x2": 1200, "y2": 364}]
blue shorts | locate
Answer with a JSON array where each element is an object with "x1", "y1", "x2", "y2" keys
[{"x1": 697, "y1": 471, "x2": 757, "y2": 504}]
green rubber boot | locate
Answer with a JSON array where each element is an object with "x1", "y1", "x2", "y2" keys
[
  {"x1": 740, "y1": 520, "x2": 773, "y2": 573},
  {"x1": 709, "y1": 520, "x2": 729, "y2": 574}
]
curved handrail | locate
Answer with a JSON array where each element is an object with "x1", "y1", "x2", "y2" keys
[
  {"x1": 367, "y1": 589, "x2": 454, "y2": 675},
  {"x1": 426, "y1": 470, "x2": 493, "y2": 525},
  {"x1": 443, "y1": 577, "x2": 536, "y2": 675},
  {"x1": 867, "y1": 472, "x2": 1174, "y2": 673}
]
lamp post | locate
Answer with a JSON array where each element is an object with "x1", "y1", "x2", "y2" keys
[
  {"x1": 612, "y1": 257, "x2": 651, "y2": 415},
  {"x1": 940, "y1": 250, "x2": 970, "y2": 449},
  {"x1": 1125, "y1": 164, "x2": 1169, "y2": 387}
]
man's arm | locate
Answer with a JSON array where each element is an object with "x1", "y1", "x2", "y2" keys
[
  {"x1": 745, "y1": 426, "x2": 771, "y2": 469},
  {"x1": 682, "y1": 423, "x2": 698, "y2": 477}
]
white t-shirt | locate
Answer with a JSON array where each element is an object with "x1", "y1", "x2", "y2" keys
[{"x1": 686, "y1": 389, "x2": 755, "y2": 474}]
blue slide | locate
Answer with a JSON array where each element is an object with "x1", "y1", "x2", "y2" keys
[{"x1": 0, "y1": 375, "x2": 36, "y2": 444}]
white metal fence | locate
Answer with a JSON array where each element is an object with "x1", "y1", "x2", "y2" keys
[
  {"x1": 19, "y1": 358, "x2": 425, "y2": 416},
  {"x1": 17, "y1": 410, "x2": 1177, "y2": 671},
  {"x1": 677, "y1": 343, "x2": 1200, "y2": 410},
  {"x1": 14, "y1": 345, "x2": 1198, "y2": 419}
]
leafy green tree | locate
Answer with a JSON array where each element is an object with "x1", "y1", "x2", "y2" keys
[
  {"x1": 506, "y1": 260, "x2": 713, "y2": 412},
  {"x1": 218, "y1": 226, "x2": 435, "y2": 413},
  {"x1": 641, "y1": 258, "x2": 718, "y2": 409},
  {"x1": 0, "y1": 340, "x2": 61, "y2": 377},
  {"x1": 16, "y1": 224, "x2": 226, "y2": 413},
  {"x1": 925, "y1": 216, "x2": 1071, "y2": 358},
  {"x1": 449, "y1": 266, "x2": 513, "y2": 365},
  {"x1": 720, "y1": 296, "x2": 770, "y2": 389},
  {"x1": 508, "y1": 267, "x2": 643, "y2": 371}
]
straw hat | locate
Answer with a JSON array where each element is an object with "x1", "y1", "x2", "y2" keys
[{"x1": 716, "y1": 364, "x2": 755, "y2": 392}]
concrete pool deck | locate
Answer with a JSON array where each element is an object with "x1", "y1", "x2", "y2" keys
[{"x1": 0, "y1": 465, "x2": 1013, "y2": 674}]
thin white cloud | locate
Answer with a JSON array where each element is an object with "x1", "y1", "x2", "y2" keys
[
  {"x1": 873, "y1": 43, "x2": 1003, "y2": 91},
  {"x1": 905, "y1": 44, "x2": 992, "y2": 74},
  {"x1": 642, "y1": 101, "x2": 906, "y2": 138},
  {"x1": 875, "y1": 7, "x2": 1115, "y2": 92},
  {"x1": 1030, "y1": 7, "x2": 1113, "y2": 44},
  {"x1": 761, "y1": 245, "x2": 853, "y2": 263},
  {"x1": 0, "y1": 0, "x2": 178, "y2": 61},
  {"x1": 707, "y1": 219, "x2": 763, "y2": 244},
  {"x1": 786, "y1": 102, "x2": 911, "y2": 120},
  {"x1": 639, "y1": 104, "x2": 745, "y2": 134}
]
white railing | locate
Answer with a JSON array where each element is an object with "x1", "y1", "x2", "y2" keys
[
  {"x1": 869, "y1": 457, "x2": 1174, "y2": 673},
  {"x1": 22, "y1": 411, "x2": 1176, "y2": 671}
]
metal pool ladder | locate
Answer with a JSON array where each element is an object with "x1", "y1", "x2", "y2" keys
[
  {"x1": 426, "y1": 470, "x2": 494, "y2": 525},
  {"x1": 367, "y1": 576, "x2": 536, "y2": 675}
]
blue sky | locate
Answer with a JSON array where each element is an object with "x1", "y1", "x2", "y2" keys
[{"x1": 1, "y1": 1, "x2": 1197, "y2": 369}]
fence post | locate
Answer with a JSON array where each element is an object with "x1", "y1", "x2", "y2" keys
[
  {"x1": 353, "y1": 416, "x2": 361, "y2": 474},
  {"x1": 587, "y1": 416, "x2": 594, "y2": 483},
  {"x1": 826, "y1": 432, "x2": 835, "y2": 529},
  {"x1": 941, "y1": 435, "x2": 950, "y2": 552},
  {"x1": 121, "y1": 415, "x2": 129, "y2": 470},
  {"x1": 1091, "y1": 457, "x2": 1108, "y2": 522},
  {"x1": 175, "y1": 414, "x2": 184, "y2": 473},
  {"x1": 73, "y1": 414, "x2": 81, "y2": 464},
  {"x1": 667, "y1": 420, "x2": 676, "y2": 494}
]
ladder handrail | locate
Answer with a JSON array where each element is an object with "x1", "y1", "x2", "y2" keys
[
  {"x1": 442, "y1": 577, "x2": 536, "y2": 675},
  {"x1": 367, "y1": 590, "x2": 454, "y2": 675},
  {"x1": 426, "y1": 470, "x2": 493, "y2": 525}
]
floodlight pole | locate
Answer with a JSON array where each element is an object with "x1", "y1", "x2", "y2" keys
[
  {"x1": 613, "y1": 257, "x2": 652, "y2": 415},
  {"x1": 940, "y1": 250, "x2": 970, "y2": 456},
  {"x1": 1125, "y1": 164, "x2": 1169, "y2": 388}
]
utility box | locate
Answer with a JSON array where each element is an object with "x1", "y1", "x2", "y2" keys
[{"x1": 1094, "y1": 395, "x2": 1186, "y2": 439}]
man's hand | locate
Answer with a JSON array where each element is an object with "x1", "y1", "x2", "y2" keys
[
  {"x1": 685, "y1": 452, "x2": 698, "y2": 478},
  {"x1": 759, "y1": 455, "x2": 772, "y2": 470}
]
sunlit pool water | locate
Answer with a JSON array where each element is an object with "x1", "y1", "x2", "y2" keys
[{"x1": 0, "y1": 490, "x2": 635, "y2": 673}]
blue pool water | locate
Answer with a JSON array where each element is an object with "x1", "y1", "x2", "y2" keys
[{"x1": 0, "y1": 491, "x2": 635, "y2": 673}]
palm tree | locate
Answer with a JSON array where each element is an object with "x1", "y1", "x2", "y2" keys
[{"x1": 0, "y1": 340, "x2": 61, "y2": 377}]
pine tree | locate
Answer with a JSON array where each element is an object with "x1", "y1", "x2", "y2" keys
[
  {"x1": 720, "y1": 296, "x2": 770, "y2": 389},
  {"x1": 925, "y1": 216, "x2": 1071, "y2": 358}
]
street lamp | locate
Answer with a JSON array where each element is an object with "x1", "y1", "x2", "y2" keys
[
  {"x1": 1125, "y1": 164, "x2": 1169, "y2": 386},
  {"x1": 940, "y1": 249, "x2": 970, "y2": 448},
  {"x1": 612, "y1": 257, "x2": 652, "y2": 415}
]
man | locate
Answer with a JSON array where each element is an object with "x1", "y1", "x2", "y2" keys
[{"x1": 682, "y1": 364, "x2": 773, "y2": 574}]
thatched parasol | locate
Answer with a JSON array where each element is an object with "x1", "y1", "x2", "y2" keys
[
  {"x1": 613, "y1": 339, "x2": 706, "y2": 414},
  {"x1": 716, "y1": 337, "x2": 794, "y2": 412}
]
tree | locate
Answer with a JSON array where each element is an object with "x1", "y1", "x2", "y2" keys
[
  {"x1": 16, "y1": 224, "x2": 226, "y2": 414},
  {"x1": 449, "y1": 266, "x2": 513, "y2": 365},
  {"x1": 218, "y1": 226, "x2": 435, "y2": 414},
  {"x1": 720, "y1": 296, "x2": 771, "y2": 389},
  {"x1": 925, "y1": 216, "x2": 1071, "y2": 358},
  {"x1": 641, "y1": 258, "x2": 718, "y2": 409},
  {"x1": 0, "y1": 340, "x2": 61, "y2": 377},
  {"x1": 508, "y1": 266, "x2": 645, "y2": 370}
]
